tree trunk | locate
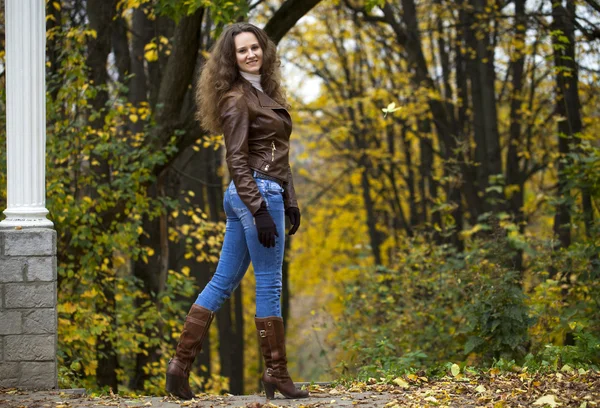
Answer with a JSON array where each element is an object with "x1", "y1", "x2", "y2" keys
[
  {"x1": 551, "y1": 0, "x2": 582, "y2": 254},
  {"x1": 360, "y1": 165, "x2": 382, "y2": 265},
  {"x1": 264, "y1": 0, "x2": 323, "y2": 44},
  {"x1": 282, "y1": 237, "x2": 291, "y2": 325},
  {"x1": 231, "y1": 286, "x2": 245, "y2": 394},
  {"x1": 455, "y1": 3, "x2": 480, "y2": 223},
  {"x1": 46, "y1": 1, "x2": 62, "y2": 101},
  {"x1": 506, "y1": 0, "x2": 527, "y2": 272},
  {"x1": 111, "y1": 16, "x2": 130, "y2": 83},
  {"x1": 465, "y1": 0, "x2": 502, "y2": 215},
  {"x1": 167, "y1": 146, "x2": 215, "y2": 388},
  {"x1": 86, "y1": 0, "x2": 119, "y2": 392},
  {"x1": 130, "y1": 183, "x2": 164, "y2": 391}
]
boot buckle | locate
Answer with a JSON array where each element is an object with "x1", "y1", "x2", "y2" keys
[
  {"x1": 266, "y1": 368, "x2": 273, "y2": 376},
  {"x1": 260, "y1": 330, "x2": 267, "y2": 338}
]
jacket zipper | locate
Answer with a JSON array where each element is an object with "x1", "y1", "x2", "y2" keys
[{"x1": 271, "y1": 141, "x2": 276, "y2": 161}]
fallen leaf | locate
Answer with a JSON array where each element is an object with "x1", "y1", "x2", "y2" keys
[
  {"x1": 533, "y1": 395, "x2": 561, "y2": 407},
  {"x1": 475, "y1": 385, "x2": 487, "y2": 393},
  {"x1": 393, "y1": 377, "x2": 410, "y2": 388},
  {"x1": 560, "y1": 364, "x2": 573, "y2": 373}
]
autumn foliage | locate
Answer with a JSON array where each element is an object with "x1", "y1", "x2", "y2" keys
[{"x1": 0, "y1": 0, "x2": 599, "y2": 396}]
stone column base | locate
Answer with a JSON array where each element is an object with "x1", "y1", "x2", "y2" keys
[{"x1": 0, "y1": 229, "x2": 57, "y2": 389}]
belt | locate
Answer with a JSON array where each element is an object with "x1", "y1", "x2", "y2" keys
[{"x1": 253, "y1": 170, "x2": 284, "y2": 187}]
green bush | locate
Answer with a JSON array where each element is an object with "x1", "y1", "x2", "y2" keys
[{"x1": 336, "y1": 226, "x2": 600, "y2": 377}]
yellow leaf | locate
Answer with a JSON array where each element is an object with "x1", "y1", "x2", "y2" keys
[
  {"x1": 60, "y1": 302, "x2": 78, "y2": 314},
  {"x1": 533, "y1": 395, "x2": 560, "y2": 407},
  {"x1": 392, "y1": 377, "x2": 409, "y2": 388},
  {"x1": 114, "y1": 256, "x2": 126, "y2": 268},
  {"x1": 145, "y1": 49, "x2": 158, "y2": 62},
  {"x1": 129, "y1": 114, "x2": 139, "y2": 123},
  {"x1": 53, "y1": 2, "x2": 61, "y2": 10}
]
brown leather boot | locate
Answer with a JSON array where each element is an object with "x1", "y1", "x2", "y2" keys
[
  {"x1": 255, "y1": 316, "x2": 309, "y2": 400},
  {"x1": 166, "y1": 304, "x2": 214, "y2": 400}
]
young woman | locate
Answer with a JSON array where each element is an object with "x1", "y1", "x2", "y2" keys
[{"x1": 165, "y1": 23, "x2": 307, "y2": 401}]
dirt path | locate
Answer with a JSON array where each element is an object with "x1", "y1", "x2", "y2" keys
[{"x1": 1, "y1": 371, "x2": 598, "y2": 407}]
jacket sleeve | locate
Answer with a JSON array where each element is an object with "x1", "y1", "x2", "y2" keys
[
  {"x1": 283, "y1": 164, "x2": 299, "y2": 209},
  {"x1": 220, "y1": 93, "x2": 264, "y2": 215}
]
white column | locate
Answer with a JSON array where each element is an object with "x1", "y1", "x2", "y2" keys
[{"x1": 1, "y1": 0, "x2": 53, "y2": 229}]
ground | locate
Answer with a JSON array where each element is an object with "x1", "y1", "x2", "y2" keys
[{"x1": 1, "y1": 371, "x2": 598, "y2": 407}]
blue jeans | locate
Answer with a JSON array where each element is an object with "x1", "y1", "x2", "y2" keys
[{"x1": 194, "y1": 177, "x2": 286, "y2": 317}]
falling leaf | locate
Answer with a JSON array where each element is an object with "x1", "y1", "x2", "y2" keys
[
  {"x1": 533, "y1": 395, "x2": 561, "y2": 407},
  {"x1": 451, "y1": 363, "x2": 461, "y2": 377},
  {"x1": 381, "y1": 102, "x2": 401, "y2": 117}
]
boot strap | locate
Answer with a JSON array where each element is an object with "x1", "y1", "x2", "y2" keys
[
  {"x1": 187, "y1": 315, "x2": 210, "y2": 327},
  {"x1": 259, "y1": 328, "x2": 274, "y2": 337},
  {"x1": 266, "y1": 367, "x2": 290, "y2": 378}
]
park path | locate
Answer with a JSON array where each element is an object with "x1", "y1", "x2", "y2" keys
[
  {"x1": 1, "y1": 371, "x2": 599, "y2": 407},
  {"x1": 0, "y1": 388, "x2": 395, "y2": 407}
]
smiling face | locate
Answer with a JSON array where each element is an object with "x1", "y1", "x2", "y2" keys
[{"x1": 234, "y1": 31, "x2": 263, "y2": 74}]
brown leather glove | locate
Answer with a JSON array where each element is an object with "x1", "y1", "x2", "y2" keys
[{"x1": 254, "y1": 202, "x2": 278, "y2": 248}]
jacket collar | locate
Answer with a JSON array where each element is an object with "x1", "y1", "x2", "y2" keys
[
  {"x1": 255, "y1": 89, "x2": 286, "y2": 110},
  {"x1": 238, "y1": 79, "x2": 287, "y2": 110}
]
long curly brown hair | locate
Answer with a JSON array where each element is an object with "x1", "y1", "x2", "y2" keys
[{"x1": 196, "y1": 23, "x2": 289, "y2": 134}]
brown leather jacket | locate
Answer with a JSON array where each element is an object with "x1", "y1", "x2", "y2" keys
[{"x1": 219, "y1": 81, "x2": 298, "y2": 215}]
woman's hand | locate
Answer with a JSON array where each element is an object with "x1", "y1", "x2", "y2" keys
[
  {"x1": 285, "y1": 207, "x2": 301, "y2": 235},
  {"x1": 254, "y1": 203, "x2": 279, "y2": 248}
]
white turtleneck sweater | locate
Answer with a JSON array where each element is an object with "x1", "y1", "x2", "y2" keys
[{"x1": 240, "y1": 71, "x2": 264, "y2": 93}]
